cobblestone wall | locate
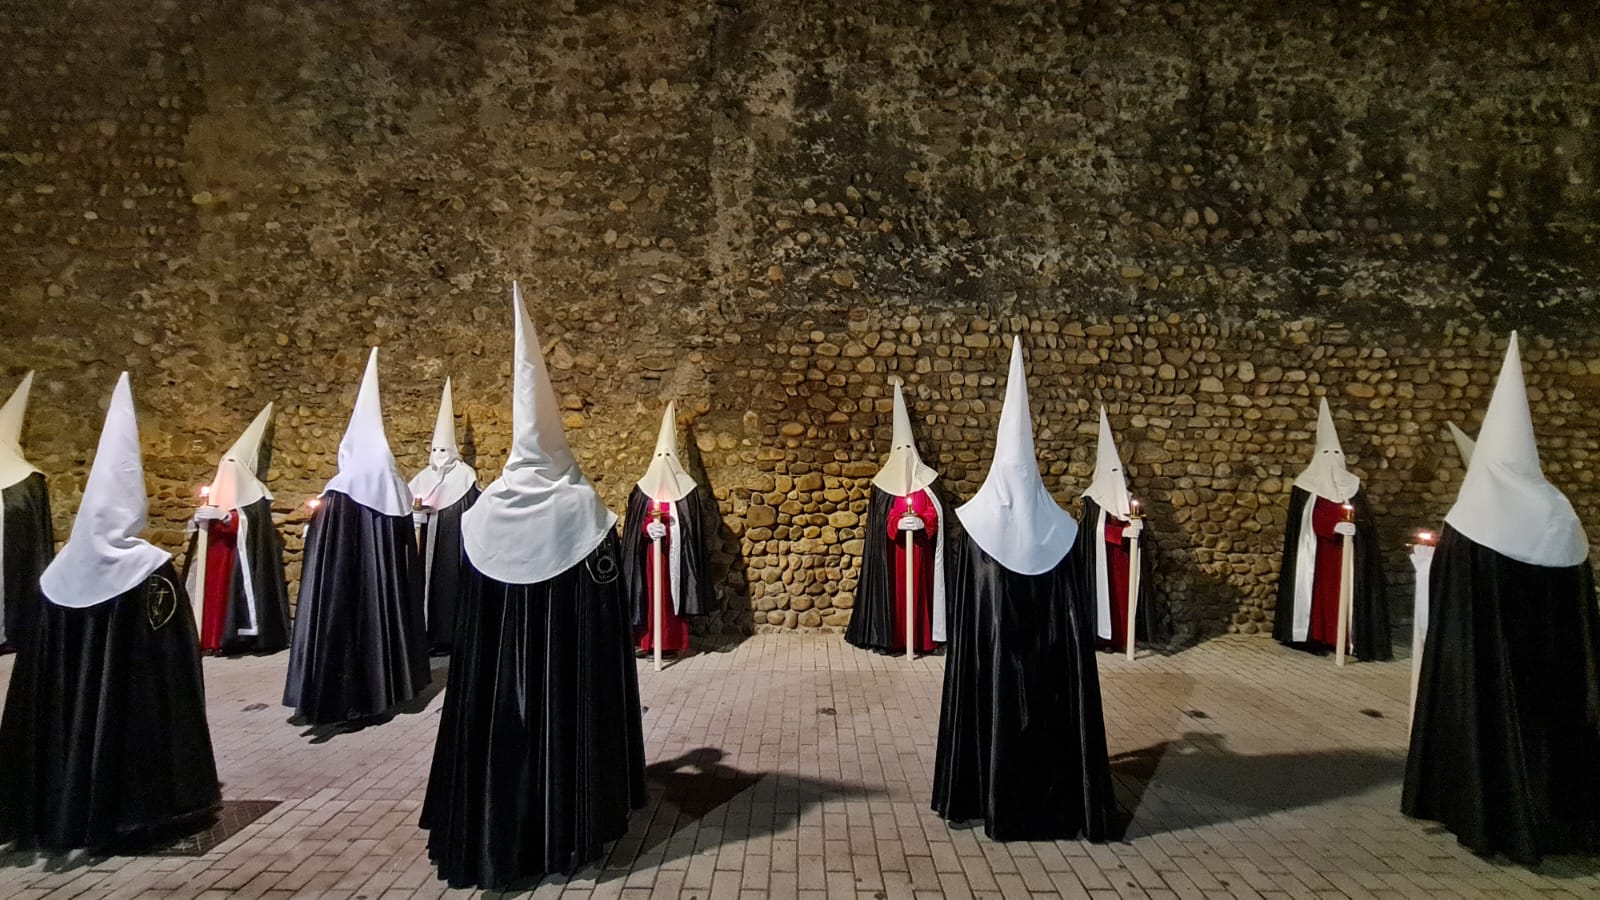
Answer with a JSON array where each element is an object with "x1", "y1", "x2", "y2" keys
[{"x1": 3, "y1": 1, "x2": 1598, "y2": 639}]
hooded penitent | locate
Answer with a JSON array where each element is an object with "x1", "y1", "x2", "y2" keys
[
  {"x1": 183, "y1": 403, "x2": 292, "y2": 654},
  {"x1": 845, "y1": 382, "x2": 948, "y2": 655},
  {"x1": 0, "y1": 372, "x2": 53, "y2": 650},
  {"x1": 322, "y1": 348, "x2": 413, "y2": 516},
  {"x1": 422, "y1": 283, "x2": 644, "y2": 889},
  {"x1": 1271, "y1": 397, "x2": 1390, "y2": 660},
  {"x1": 0, "y1": 372, "x2": 220, "y2": 851},
  {"x1": 622, "y1": 401, "x2": 714, "y2": 655},
  {"x1": 955, "y1": 338, "x2": 1077, "y2": 575},
  {"x1": 284, "y1": 348, "x2": 429, "y2": 725},
  {"x1": 459, "y1": 284, "x2": 617, "y2": 585},
  {"x1": 1405, "y1": 332, "x2": 1600, "y2": 865},
  {"x1": 1075, "y1": 407, "x2": 1162, "y2": 651},
  {"x1": 933, "y1": 337, "x2": 1116, "y2": 843},
  {"x1": 408, "y1": 379, "x2": 479, "y2": 651}
]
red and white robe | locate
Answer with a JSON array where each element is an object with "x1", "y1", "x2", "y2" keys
[
  {"x1": 636, "y1": 499, "x2": 690, "y2": 653},
  {"x1": 886, "y1": 491, "x2": 940, "y2": 653}
]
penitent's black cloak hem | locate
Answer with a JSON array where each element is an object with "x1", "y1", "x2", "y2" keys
[
  {"x1": 1, "y1": 472, "x2": 53, "y2": 652},
  {"x1": 845, "y1": 487, "x2": 902, "y2": 652},
  {"x1": 1271, "y1": 487, "x2": 1391, "y2": 661},
  {"x1": 283, "y1": 490, "x2": 429, "y2": 725},
  {"x1": 1403, "y1": 525, "x2": 1600, "y2": 865},
  {"x1": 420, "y1": 531, "x2": 647, "y2": 889},
  {"x1": 620, "y1": 485, "x2": 713, "y2": 629},
  {"x1": 932, "y1": 534, "x2": 1118, "y2": 842},
  {"x1": 0, "y1": 561, "x2": 221, "y2": 851},
  {"x1": 419, "y1": 485, "x2": 480, "y2": 652},
  {"x1": 1073, "y1": 496, "x2": 1168, "y2": 648},
  {"x1": 179, "y1": 497, "x2": 292, "y2": 655}
]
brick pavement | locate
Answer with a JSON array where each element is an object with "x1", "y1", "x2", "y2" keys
[{"x1": 1, "y1": 635, "x2": 1597, "y2": 899}]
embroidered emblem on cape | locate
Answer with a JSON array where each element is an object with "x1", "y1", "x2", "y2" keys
[
  {"x1": 587, "y1": 545, "x2": 620, "y2": 584},
  {"x1": 146, "y1": 574, "x2": 179, "y2": 630}
]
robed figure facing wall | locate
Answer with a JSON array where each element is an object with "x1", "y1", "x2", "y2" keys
[
  {"x1": 846, "y1": 382, "x2": 947, "y2": 656},
  {"x1": 1272, "y1": 398, "x2": 1390, "y2": 660},
  {"x1": 621, "y1": 401, "x2": 713, "y2": 658},
  {"x1": 421, "y1": 284, "x2": 646, "y2": 889},
  {"x1": 182, "y1": 403, "x2": 291, "y2": 655},
  {"x1": 0, "y1": 374, "x2": 219, "y2": 851},
  {"x1": 932, "y1": 337, "x2": 1118, "y2": 842},
  {"x1": 0, "y1": 372, "x2": 53, "y2": 654},
  {"x1": 284, "y1": 348, "x2": 430, "y2": 725},
  {"x1": 1405, "y1": 334, "x2": 1600, "y2": 864}
]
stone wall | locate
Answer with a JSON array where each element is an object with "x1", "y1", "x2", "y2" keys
[{"x1": 3, "y1": 1, "x2": 1598, "y2": 640}]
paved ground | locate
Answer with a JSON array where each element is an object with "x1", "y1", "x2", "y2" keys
[{"x1": 1, "y1": 635, "x2": 1597, "y2": 899}]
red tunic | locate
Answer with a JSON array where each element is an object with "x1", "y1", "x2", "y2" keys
[
  {"x1": 198, "y1": 512, "x2": 239, "y2": 653},
  {"x1": 1098, "y1": 515, "x2": 1134, "y2": 653},
  {"x1": 1307, "y1": 497, "x2": 1349, "y2": 649},
  {"x1": 637, "y1": 499, "x2": 690, "y2": 653},
  {"x1": 886, "y1": 490, "x2": 939, "y2": 653}
]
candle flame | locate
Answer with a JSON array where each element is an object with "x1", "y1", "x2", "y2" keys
[
  {"x1": 307, "y1": 497, "x2": 322, "y2": 510},
  {"x1": 199, "y1": 485, "x2": 210, "y2": 498}
]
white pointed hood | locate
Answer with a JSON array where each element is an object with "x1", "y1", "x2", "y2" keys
[
  {"x1": 461, "y1": 283, "x2": 617, "y2": 584},
  {"x1": 40, "y1": 373, "x2": 171, "y2": 608},
  {"x1": 636, "y1": 401, "x2": 697, "y2": 502},
  {"x1": 207, "y1": 403, "x2": 275, "y2": 511},
  {"x1": 1445, "y1": 333, "x2": 1588, "y2": 567},
  {"x1": 321, "y1": 348, "x2": 413, "y2": 516},
  {"x1": 0, "y1": 371, "x2": 41, "y2": 489},
  {"x1": 409, "y1": 378, "x2": 477, "y2": 510},
  {"x1": 1082, "y1": 406, "x2": 1132, "y2": 518},
  {"x1": 1293, "y1": 398, "x2": 1361, "y2": 503},
  {"x1": 872, "y1": 383, "x2": 939, "y2": 496},
  {"x1": 1447, "y1": 421, "x2": 1475, "y2": 468},
  {"x1": 956, "y1": 337, "x2": 1077, "y2": 575}
]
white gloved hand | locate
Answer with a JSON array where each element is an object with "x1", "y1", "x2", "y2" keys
[
  {"x1": 897, "y1": 514, "x2": 925, "y2": 532},
  {"x1": 194, "y1": 504, "x2": 229, "y2": 523},
  {"x1": 647, "y1": 521, "x2": 667, "y2": 541},
  {"x1": 1124, "y1": 519, "x2": 1143, "y2": 539},
  {"x1": 1333, "y1": 521, "x2": 1357, "y2": 537}
]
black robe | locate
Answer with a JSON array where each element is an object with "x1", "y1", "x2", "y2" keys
[
  {"x1": 420, "y1": 531, "x2": 647, "y2": 889},
  {"x1": 1403, "y1": 526, "x2": 1600, "y2": 864},
  {"x1": 1, "y1": 472, "x2": 53, "y2": 652},
  {"x1": 418, "y1": 485, "x2": 480, "y2": 652},
  {"x1": 0, "y1": 561, "x2": 221, "y2": 851},
  {"x1": 1074, "y1": 497, "x2": 1167, "y2": 650},
  {"x1": 931, "y1": 534, "x2": 1118, "y2": 842},
  {"x1": 283, "y1": 490, "x2": 430, "y2": 725},
  {"x1": 179, "y1": 497, "x2": 291, "y2": 655},
  {"x1": 620, "y1": 485, "x2": 714, "y2": 630},
  {"x1": 1271, "y1": 487, "x2": 1391, "y2": 660}
]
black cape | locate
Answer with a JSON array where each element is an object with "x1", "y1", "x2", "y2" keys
[
  {"x1": 418, "y1": 485, "x2": 480, "y2": 652},
  {"x1": 420, "y1": 531, "x2": 647, "y2": 889},
  {"x1": 932, "y1": 534, "x2": 1118, "y2": 842},
  {"x1": 1403, "y1": 526, "x2": 1600, "y2": 864},
  {"x1": 0, "y1": 561, "x2": 221, "y2": 851},
  {"x1": 844, "y1": 486, "x2": 942, "y2": 653},
  {"x1": 1, "y1": 472, "x2": 53, "y2": 652},
  {"x1": 1271, "y1": 487, "x2": 1391, "y2": 660},
  {"x1": 1074, "y1": 497, "x2": 1167, "y2": 649},
  {"x1": 620, "y1": 485, "x2": 714, "y2": 629},
  {"x1": 179, "y1": 497, "x2": 291, "y2": 655},
  {"x1": 283, "y1": 490, "x2": 430, "y2": 725}
]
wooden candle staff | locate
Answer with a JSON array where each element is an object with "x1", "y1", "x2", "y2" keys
[
  {"x1": 1125, "y1": 498, "x2": 1143, "y2": 662},
  {"x1": 1336, "y1": 502, "x2": 1356, "y2": 667},
  {"x1": 904, "y1": 510, "x2": 916, "y2": 662},
  {"x1": 191, "y1": 485, "x2": 211, "y2": 625},
  {"x1": 650, "y1": 506, "x2": 665, "y2": 673}
]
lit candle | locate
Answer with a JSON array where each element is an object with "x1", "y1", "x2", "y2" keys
[
  {"x1": 307, "y1": 497, "x2": 322, "y2": 512},
  {"x1": 1342, "y1": 502, "x2": 1355, "y2": 522},
  {"x1": 198, "y1": 484, "x2": 211, "y2": 501},
  {"x1": 1415, "y1": 530, "x2": 1436, "y2": 547},
  {"x1": 1129, "y1": 497, "x2": 1142, "y2": 519}
]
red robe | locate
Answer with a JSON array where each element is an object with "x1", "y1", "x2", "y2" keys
[
  {"x1": 1307, "y1": 497, "x2": 1349, "y2": 649},
  {"x1": 637, "y1": 499, "x2": 690, "y2": 653},
  {"x1": 198, "y1": 512, "x2": 239, "y2": 653},
  {"x1": 886, "y1": 491, "x2": 939, "y2": 653},
  {"x1": 1097, "y1": 516, "x2": 1133, "y2": 653}
]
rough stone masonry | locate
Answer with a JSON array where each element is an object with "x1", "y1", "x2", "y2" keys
[{"x1": 2, "y1": 1, "x2": 1597, "y2": 640}]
